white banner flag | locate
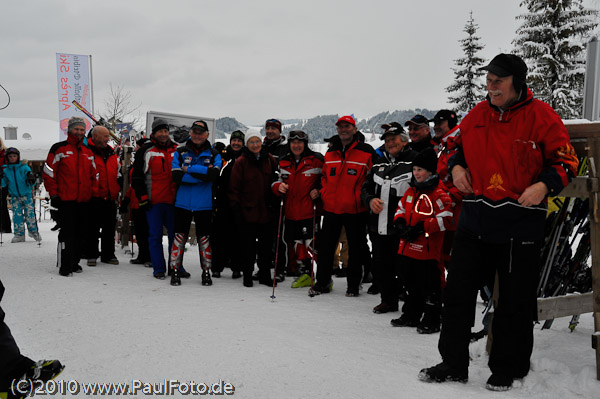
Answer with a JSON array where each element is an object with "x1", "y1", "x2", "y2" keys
[{"x1": 56, "y1": 53, "x2": 92, "y2": 140}]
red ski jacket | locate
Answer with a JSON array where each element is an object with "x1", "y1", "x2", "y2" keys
[
  {"x1": 43, "y1": 134, "x2": 97, "y2": 202},
  {"x1": 131, "y1": 138, "x2": 178, "y2": 205},
  {"x1": 320, "y1": 133, "x2": 376, "y2": 215},
  {"x1": 272, "y1": 150, "x2": 324, "y2": 221},
  {"x1": 87, "y1": 139, "x2": 120, "y2": 201},
  {"x1": 449, "y1": 88, "x2": 579, "y2": 242},
  {"x1": 394, "y1": 178, "x2": 453, "y2": 261},
  {"x1": 436, "y1": 125, "x2": 462, "y2": 231}
]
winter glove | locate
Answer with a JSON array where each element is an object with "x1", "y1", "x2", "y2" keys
[
  {"x1": 26, "y1": 172, "x2": 36, "y2": 186},
  {"x1": 50, "y1": 195, "x2": 62, "y2": 209},
  {"x1": 404, "y1": 222, "x2": 425, "y2": 242},
  {"x1": 138, "y1": 199, "x2": 151, "y2": 212},
  {"x1": 119, "y1": 197, "x2": 130, "y2": 214}
]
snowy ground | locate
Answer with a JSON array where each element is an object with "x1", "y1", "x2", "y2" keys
[{"x1": 1, "y1": 220, "x2": 598, "y2": 398}]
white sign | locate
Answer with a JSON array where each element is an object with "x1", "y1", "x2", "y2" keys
[{"x1": 56, "y1": 53, "x2": 93, "y2": 140}]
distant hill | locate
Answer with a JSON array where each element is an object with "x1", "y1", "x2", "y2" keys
[
  {"x1": 216, "y1": 109, "x2": 437, "y2": 142},
  {"x1": 215, "y1": 117, "x2": 247, "y2": 139}
]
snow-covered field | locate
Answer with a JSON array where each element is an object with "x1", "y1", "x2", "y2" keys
[{"x1": 1, "y1": 220, "x2": 598, "y2": 398}]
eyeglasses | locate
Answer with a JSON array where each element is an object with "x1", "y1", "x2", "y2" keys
[{"x1": 288, "y1": 130, "x2": 308, "y2": 141}]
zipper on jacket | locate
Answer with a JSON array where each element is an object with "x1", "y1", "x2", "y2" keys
[
  {"x1": 12, "y1": 168, "x2": 22, "y2": 197},
  {"x1": 509, "y1": 238, "x2": 514, "y2": 273}
]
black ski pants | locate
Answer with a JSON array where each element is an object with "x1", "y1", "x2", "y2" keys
[
  {"x1": 86, "y1": 198, "x2": 117, "y2": 261},
  {"x1": 131, "y1": 208, "x2": 151, "y2": 263},
  {"x1": 438, "y1": 229, "x2": 540, "y2": 378},
  {"x1": 240, "y1": 221, "x2": 273, "y2": 278},
  {"x1": 0, "y1": 280, "x2": 34, "y2": 391},
  {"x1": 316, "y1": 211, "x2": 369, "y2": 292},
  {"x1": 371, "y1": 232, "x2": 401, "y2": 305},
  {"x1": 58, "y1": 201, "x2": 89, "y2": 274}
]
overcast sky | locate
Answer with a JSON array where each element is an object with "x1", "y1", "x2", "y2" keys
[{"x1": 1, "y1": 0, "x2": 598, "y2": 126}]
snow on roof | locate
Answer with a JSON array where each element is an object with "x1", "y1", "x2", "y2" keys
[{"x1": 0, "y1": 117, "x2": 60, "y2": 161}]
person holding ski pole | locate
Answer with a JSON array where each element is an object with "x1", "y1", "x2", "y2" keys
[
  {"x1": 361, "y1": 125, "x2": 416, "y2": 313},
  {"x1": 271, "y1": 130, "x2": 324, "y2": 288},
  {"x1": 313, "y1": 115, "x2": 376, "y2": 297},
  {"x1": 1, "y1": 147, "x2": 41, "y2": 243},
  {"x1": 229, "y1": 131, "x2": 279, "y2": 287},
  {"x1": 43, "y1": 116, "x2": 97, "y2": 277},
  {"x1": 418, "y1": 53, "x2": 579, "y2": 391}
]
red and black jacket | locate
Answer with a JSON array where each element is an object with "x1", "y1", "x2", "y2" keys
[
  {"x1": 320, "y1": 132, "x2": 376, "y2": 215},
  {"x1": 272, "y1": 149, "x2": 324, "y2": 221},
  {"x1": 131, "y1": 137, "x2": 177, "y2": 205},
  {"x1": 449, "y1": 88, "x2": 579, "y2": 242},
  {"x1": 43, "y1": 134, "x2": 97, "y2": 202},
  {"x1": 394, "y1": 176, "x2": 453, "y2": 261},
  {"x1": 87, "y1": 139, "x2": 120, "y2": 201}
]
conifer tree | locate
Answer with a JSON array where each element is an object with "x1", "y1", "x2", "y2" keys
[
  {"x1": 513, "y1": 0, "x2": 598, "y2": 118},
  {"x1": 446, "y1": 11, "x2": 486, "y2": 113}
]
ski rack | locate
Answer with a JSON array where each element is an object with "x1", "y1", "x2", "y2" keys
[{"x1": 536, "y1": 122, "x2": 600, "y2": 380}]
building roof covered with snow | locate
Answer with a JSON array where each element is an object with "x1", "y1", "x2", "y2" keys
[{"x1": 0, "y1": 117, "x2": 60, "y2": 161}]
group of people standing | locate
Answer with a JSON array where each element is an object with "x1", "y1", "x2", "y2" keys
[{"x1": 3, "y1": 52, "x2": 577, "y2": 393}]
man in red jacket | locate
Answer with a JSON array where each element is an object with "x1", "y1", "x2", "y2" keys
[
  {"x1": 131, "y1": 119, "x2": 179, "y2": 280},
  {"x1": 313, "y1": 115, "x2": 376, "y2": 296},
  {"x1": 419, "y1": 54, "x2": 579, "y2": 391},
  {"x1": 43, "y1": 116, "x2": 97, "y2": 276},
  {"x1": 85, "y1": 126, "x2": 121, "y2": 266}
]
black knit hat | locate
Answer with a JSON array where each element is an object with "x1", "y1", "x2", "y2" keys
[
  {"x1": 412, "y1": 148, "x2": 438, "y2": 174},
  {"x1": 151, "y1": 118, "x2": 169, "y2": 134},
  {"x1": 230, "y1": 130, "x2": 245, "y2": 143}
]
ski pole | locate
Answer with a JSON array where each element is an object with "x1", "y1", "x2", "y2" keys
[
  {"x1": 271, "y1": 197, "x2": 284, "y2": 301},
  {"x1": 308, "y1": 204, "x2": 318, "y2": 297}
]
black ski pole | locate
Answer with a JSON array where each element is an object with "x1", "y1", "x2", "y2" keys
[
  {"x1": 271, "y1": 197, "x2": 284, "y2": 301},
  {"x1": 308, "y1": 204, "x2": 318, "y2": 297}
]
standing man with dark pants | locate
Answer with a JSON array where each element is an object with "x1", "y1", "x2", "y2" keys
[
  {"x1": 85, "y1": 126, "x2": 120, "y2": 266},
  {"x1": 361, "y1": 125, "x2": 416, "y2": 313},
  {"x1": 418, "y1": 53, "x2": 579, "y2": 391},
  {"x1": 314, "y1": 115, "x2": 376, "y2": 297},
  {"x1": 43, "y1": 117, "x2": 97, "y2": 276}
]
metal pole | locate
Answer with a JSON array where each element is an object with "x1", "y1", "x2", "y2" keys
[{"x1": 583, "y1": 37, "x2": 600, "y2": 121}]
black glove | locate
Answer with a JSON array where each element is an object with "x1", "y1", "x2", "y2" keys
[
  {"x1": 26, "y1": 172, "x2": 36, "y2": 186},
  {"x1": 50, "y1": 195, "x2": 62, "y2": 209},
  {"x1": 205, "y1": 167, "x2": 220, "y2": 182},
  {"x1": 404, "y1": 222, "x2": 425, "y2": 242},
  {"x1": 119, "y1": 197, "x2": 131, "y2": 214},
  {"x1": 138, "y1": 199, "x2": 151, "y2": 212}
]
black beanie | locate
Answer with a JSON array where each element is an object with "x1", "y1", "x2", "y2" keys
[{"x1": 412, "y1": 148, "x2": 438, "y2": 174}]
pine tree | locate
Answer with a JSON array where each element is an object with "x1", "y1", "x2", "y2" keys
[
  {"x1": 446, "y1": 11, "x2": 487, "y2": 113},
  {"x1": 513, "y1": 0, "x2": 598, "y2": 119}
]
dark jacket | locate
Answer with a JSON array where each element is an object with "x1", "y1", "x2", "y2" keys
[
  {"x1": 263, "y1": 135, "x2": 288, "y2": 164},
  {"x1": 215, "y1": 145, "x2": 243, "y2": 210},
  {"x1": 361, "y1": 147, "x2": 417, "y2": 235},
  {"x1": 229, "y1": 147, "x2": 278, "y2": 224}
]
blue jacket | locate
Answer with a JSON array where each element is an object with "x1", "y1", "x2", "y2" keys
[
  {"x1": 171, "y1": 140, "x2": 222, "y2": 211},
  {"x1": 2, "y1": 162, "x2": 34, "y2": 198}
]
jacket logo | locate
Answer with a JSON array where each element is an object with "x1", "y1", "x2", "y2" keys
[
  {"x1": 487, "y1": 173, "x2": 506, "y2": 193},
  {"x1": 347, "y1": 168, "x2": 357, "y2": 176}
]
